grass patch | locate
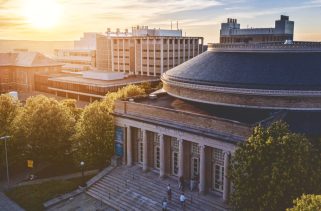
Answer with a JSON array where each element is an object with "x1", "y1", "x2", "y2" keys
[{"x1": 5, "y1": 175, "x2": 93, "y2": 211}]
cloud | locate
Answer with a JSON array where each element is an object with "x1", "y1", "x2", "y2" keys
[{"x1": 0, "y1": 16, "x2": 26, "y2": 27}]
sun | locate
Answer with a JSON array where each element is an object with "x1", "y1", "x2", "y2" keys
[{"x1": 23, "y1": 0, "x2": 62, "y2": 29}]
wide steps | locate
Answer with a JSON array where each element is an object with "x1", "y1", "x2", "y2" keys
[{"x1": 87, "y1": 166, "x2": 228, "y2": 211}]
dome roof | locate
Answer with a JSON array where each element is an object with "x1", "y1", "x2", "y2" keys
[
  {"x1": 164, "y1": 51, "x2": 321, "y2": 91},
  {"x1": 162, "y1": 42, "x2": 321, "y2": 110}
]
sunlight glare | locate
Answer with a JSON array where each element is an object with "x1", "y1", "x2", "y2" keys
[{"x1": 23, "y1": 0, "x2": 62, "y2": 29}]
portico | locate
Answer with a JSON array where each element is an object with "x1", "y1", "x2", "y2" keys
[{"x1": 115, "y1": 115, "x2": 236, "y2": 200}]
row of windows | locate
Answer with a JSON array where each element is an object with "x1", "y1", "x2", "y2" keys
[{"x1": 142, "y1": 64, "x2": 161, "y2": 68}]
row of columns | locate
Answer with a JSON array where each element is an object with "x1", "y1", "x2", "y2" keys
[{"x1": 125, "y1": 126, "x2": 230, "y2": 201}]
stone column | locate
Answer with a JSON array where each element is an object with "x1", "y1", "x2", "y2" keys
[
  {"x1": 178, "y1": 138, "x2": 184, "y2": 178},
  {"x1": 142, "y1": 129, "x2": 148, "y2": 172},
  {"x1": 223, "y1": 152, "x2": 230, "y2": 202},
  {"x1": 159, "y1": 134, "x2": 165, "y2": 178},
  {"x1": 126, "y1": 126, "x2": 132, "y2": 166},
  {"x1": 199, "y1": 145, "x2": 206, "y2": 194}
]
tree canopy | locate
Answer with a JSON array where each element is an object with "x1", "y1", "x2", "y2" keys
[
  {"x1": 11, "y1": 95, "x2": 76, "y2": 163},
  {"x1": 0, "y1": 94, "x2": 20, "y2": 137},
  {"x1": 72, "y1": 101, "x2": 114, "y2": 168},
  {"x1": 73, "y1": 84, "x2": 145, "y2": 168},
  {"x1": 229, "y1": 121, "x2": 321, "y2": 211},
  {"x1": 287, "y1": 194, "x2": 321, "y2": 211}
]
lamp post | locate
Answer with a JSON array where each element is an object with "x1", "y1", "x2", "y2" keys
[
  {"x1": 80, "y1": 161, "x2": 85, "y2": 177},
  {"x1": 0, "y1": 136, "x2": 11, "y2": 188},
  {"x1": 80, "y1": 161, "x2": 85, "y2": 186}
]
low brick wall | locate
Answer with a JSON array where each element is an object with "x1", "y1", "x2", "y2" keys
[{"x1": 114, "y1": 100, "x2": 252, "y2": 138}]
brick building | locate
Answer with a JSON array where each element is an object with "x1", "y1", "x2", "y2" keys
[{"x1": 0, "y1": 52, "x2": 62, "y2": 94}]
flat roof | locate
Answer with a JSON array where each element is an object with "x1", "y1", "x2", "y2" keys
[
  {"x1": 135, "y1": 93, "x2": 274, "y2": 125},
  {"x1": 48, "y1": 75, "x2": 160, "y2": 87}
]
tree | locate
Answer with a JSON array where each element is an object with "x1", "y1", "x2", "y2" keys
[
  {"x1": 72, "y1": 101, "x2": 114, "y2": 168},
  {"x1": 0, "y1": 94, "x2": 21, "y2": 173},
  {"x1": 0, "y1": 94, "x2": 20, "y2": 136},
  {"x1": 73, "y1": 84, "x2": 145, "y2": 168},
  {"x1": 11, "y1": 95, "x2": 76, "y2": 163},
  {"x1": 287, "y1": 194, "x2": 321, "y2": 211},
  {"x1": 60, "y1": 99, "x2": 82, "y2": 121},
  {"x1": 102, "y1": 84, "x2": 145, "y2": 111},
  {"x1": 229, "y1": 121, "x2": 321, "y2": 211}
]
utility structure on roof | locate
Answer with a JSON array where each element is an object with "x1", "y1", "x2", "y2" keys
[{"x1": 220, "y1": 15, "x2": 294, "y2": 43}]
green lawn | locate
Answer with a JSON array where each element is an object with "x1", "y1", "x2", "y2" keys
[{"x1": 6, "y1": 175, "x2": 93, "y2": 211}]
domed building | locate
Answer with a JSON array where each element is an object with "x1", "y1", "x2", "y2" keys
[{"x1": 112, "y1": 42, "x2": 321, "y2": 206}]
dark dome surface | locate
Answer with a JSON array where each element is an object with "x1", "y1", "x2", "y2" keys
[{"x1": 165, "y1": 51, "x2": 321, "y2": 90}]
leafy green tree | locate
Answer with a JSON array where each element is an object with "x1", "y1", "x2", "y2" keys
[
  {"x1": 60, "y1": 99, "x2": 82, "y2": 121},
  {"x1": 0, "y1": 94, "x2": 20, "y2": 136},
  {"x1": 0, "y1": 94, "x2": 21, "y2": 172},
  {"x1": 140, "y1": 82, "x2": 152, "y2": 93},
  {"x1": 287, "y1": 194, "x2": 321, "y2": 211},
  {"x1": 11, "y1": 95, "x2": 76, "y2": 163},
  {"x1": 102, "y1": 84, "x2": 145, "y2": 111},
  {"x1": 229, "y1": 121, "x2": 321, "y2": 211},
  {"x1": 73, "y1": 84, "x2": 145, "y2": 168},
  {"x1": 72, "y1": 101, "x2": 114, "y2": 168}
]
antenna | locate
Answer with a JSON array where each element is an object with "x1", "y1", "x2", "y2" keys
[
  {"x1": 171, "y1": 21, "x2": 172, "y2": 30},
  {"x1": 177, "y1": 20, "x2": 178, "y2": 30}
]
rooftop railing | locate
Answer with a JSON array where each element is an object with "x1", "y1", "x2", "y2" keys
[{"x1": 208, "y1": 41, "x2": 321, "y2": 52}]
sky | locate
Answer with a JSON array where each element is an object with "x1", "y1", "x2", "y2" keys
[{"x1": 1, "y1": 0, "x2": 321, "y2": 43}]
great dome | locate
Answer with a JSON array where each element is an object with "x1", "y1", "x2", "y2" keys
[{"x1": 162, "y1": 42, "x2": 321, "y2": 110}]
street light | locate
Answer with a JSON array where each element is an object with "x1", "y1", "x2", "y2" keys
[
  {"x1": 80, "y1": 161, "x2": 85, "y2": 177},
  {"x1": 0, "y1": 135, "x2": 11, "y2": 188},
  {"x1": 80, "y1": 161, "x2": 85, "y2": 187}
]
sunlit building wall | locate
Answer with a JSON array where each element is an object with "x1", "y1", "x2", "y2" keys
[{"x1": 96, "y1": 26, "x2": 204, "y2": 76}]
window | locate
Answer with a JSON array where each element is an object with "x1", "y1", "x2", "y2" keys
[
  {"x1": 172, "y1": 151, "x2": 179, "y2": 176},
  {"x1": 213, "y1": 148, "x2": 224, "y2": 165},
  {"x1": 213, "y1": 165, "x2": 224, "y2": 192},
  {"x1": 191, "y1": 157, "x2": 199, "y2": 178},
  {"x1": 155, "y1": 146, "x2": 160, "y2": 169}
]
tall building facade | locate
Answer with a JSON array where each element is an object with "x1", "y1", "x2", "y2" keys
[
  {"x1": 96, "y1": 26, "x2": 204, "y2": 76},
  {"x1": 220, "y1": 15, "x2": 294, "y2": 43},
  {"x1": 54, "y1": 33, "x2": 99, "y2": 72}
]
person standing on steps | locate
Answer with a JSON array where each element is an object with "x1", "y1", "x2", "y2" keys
[
  {"x1": 179, "y1": 192, "x2": 186, "y2": 209},
  {"x1": 179, "y1": 176, "x2": 185, "y2": 191},
  {"x1": 167, "y1": 184, "x2": 172, "y2": 201},
  {"x1": 162, "y1": 197, "x2": 168, "y2": 211}
]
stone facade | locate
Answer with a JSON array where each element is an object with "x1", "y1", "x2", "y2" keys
[{"x1": 113, "y1": 97, "x2": 252, "y2": 201}]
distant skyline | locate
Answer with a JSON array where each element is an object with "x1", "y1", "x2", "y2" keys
[{"x1": 1, "y1": 0, "x2": 321, "y2": 43}]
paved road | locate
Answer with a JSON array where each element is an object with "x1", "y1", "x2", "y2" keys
[{"x1": 0, "y1": 192, "x2": 24, "y2": 211}]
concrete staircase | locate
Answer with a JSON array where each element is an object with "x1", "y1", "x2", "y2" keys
[{"x1": 86, "y1": 165, "x2": 229, "y2": 211}]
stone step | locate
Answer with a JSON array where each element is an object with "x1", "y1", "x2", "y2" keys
[
  {"x1": 103, "y1": 168, "x2": 211, "y2": 210},
  {"x1": 106, "y1": 167, "x2": 226, "y2": 211},
  {"x1": 98, "y1": 176, "x2": 183, "y2": 211},
  {"x1": 87, "y1": 188, "x2": 134, "y2": 211},
  {"x1": 87, "y1": 165, "x2": 228, "y2": 211},
  {"x1": 101, "y1": 171, "x2": 214, "y2": 211},
  {"x1": 92, "y1": 181, "x2": 160, "y2": 211}
]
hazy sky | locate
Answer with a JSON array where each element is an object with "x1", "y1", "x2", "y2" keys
[{"x1": 1, "y1": 0, "x2": 321, "y2": 43}]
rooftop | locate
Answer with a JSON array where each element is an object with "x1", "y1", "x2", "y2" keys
[
  {"x1": 135, "y1": 93, "x2": 273, "y2": 125},
  {"x1": 0, "y1": 52, "x2": 62, "y2": 67},
  {"x1": 48, "y1": 75, "x2": 159, "y2": 87}
]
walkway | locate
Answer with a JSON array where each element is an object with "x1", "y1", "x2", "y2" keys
[
  {"x1": 87, "y1": 165, "x2": 230, "y2": 211},
  {"x1": 47, "y1": 193, "x2": 115, "y2": 211},
  {"x1": 0, "y1": 192, "x2": 24, "y2": 211}
]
